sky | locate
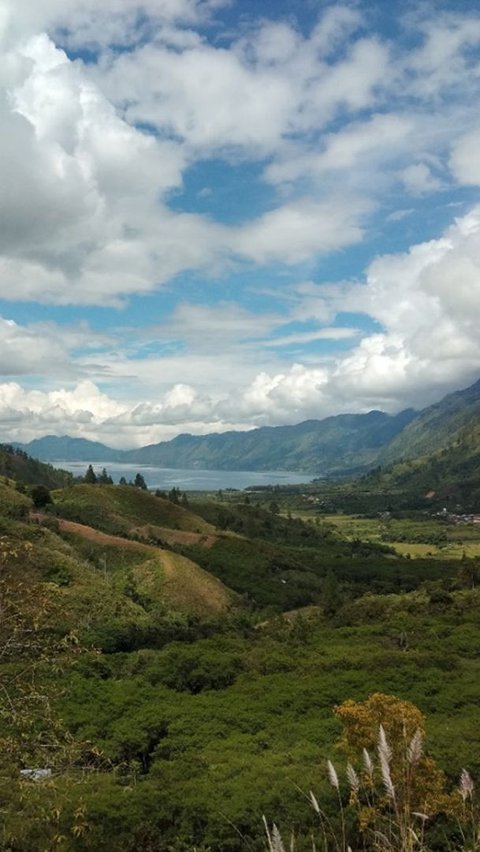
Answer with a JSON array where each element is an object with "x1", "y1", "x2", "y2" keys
[{"x1": 0, "y1": 0, "x2": 480, "y2": 448}]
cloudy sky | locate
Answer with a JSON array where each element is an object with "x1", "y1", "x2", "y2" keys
[{"x1": 0, "y1": 0, "x2": 480, "y2": 448}]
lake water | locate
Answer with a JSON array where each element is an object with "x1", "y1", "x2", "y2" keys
[{"x1": 49, "y1": 461, "x2": 313, "y2": 491}]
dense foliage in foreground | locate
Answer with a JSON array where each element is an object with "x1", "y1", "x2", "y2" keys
[{"x1": 1, "y1": 476, "x2": 480, "y2": 849}]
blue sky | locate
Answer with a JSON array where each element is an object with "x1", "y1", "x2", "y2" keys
[{"x1": 0, "y1": 0, "x2": 479, "y2": 447}]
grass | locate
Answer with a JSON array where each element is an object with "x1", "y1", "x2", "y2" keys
[
  {"x1": 58, "y1": 518, "x2": 236, "y2": 618},
  {"x1": 52, "y1": 484, "x2": 215, "y2": 538}
]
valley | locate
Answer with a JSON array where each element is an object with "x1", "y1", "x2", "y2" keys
[
  {"x1": 1, "y1": 447, "x2": 480, "y2": 849},
  {"x1": 2, "y1": 377, "x2": 480, "y2": 849}
]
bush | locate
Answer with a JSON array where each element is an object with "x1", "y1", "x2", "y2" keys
[{"x1": 30, "y1": 485, "x2": 52, "y2": 508}]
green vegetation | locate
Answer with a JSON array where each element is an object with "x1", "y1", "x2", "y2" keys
[
  {"x1": 2, "y1": 470, "x2": 480, "y2": 850},
  {"x1": 0, "y1": 443, "x2": 73, "y2": 488},
  {"x1": 52, "y1": 483, "x2": 214, "y2": 538}
]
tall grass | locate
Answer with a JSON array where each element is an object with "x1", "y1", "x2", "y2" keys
[{"x1": 265, "y1": 724, "x2": 479, "y2": 851}]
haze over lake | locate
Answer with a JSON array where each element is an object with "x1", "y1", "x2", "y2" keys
[{"x1": 50, "y1": 461, "x2": 312, "y2": 491}]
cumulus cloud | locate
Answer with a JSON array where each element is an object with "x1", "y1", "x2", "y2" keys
[
  {"x1": 0, "y1": 1, "x2": 479, "y2": 446},
  {"x1": 328, "y1": 206, "x2": 480, "y2": 407},
  {"x1": 0, "y1": 15, "x2": 381, "y2": 308},
  {"x1": 2, "y1": 199, "x2": 480, "y2": 448},
  {"x1": 0, "y1": 381, "x2": 127, "y2": 445}
]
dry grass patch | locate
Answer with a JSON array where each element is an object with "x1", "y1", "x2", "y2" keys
[{"x1": 155, "y1": 550, "x2": 235, "y2": 616}]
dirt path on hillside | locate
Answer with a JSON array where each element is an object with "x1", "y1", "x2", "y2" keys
[
  {"x1": 30, "y1": 512, "x2": 234, "y2": 614},
  {"x1": 133, "y1": 525, "x2": 218, "y2": 549},
  {"x1": 31, "y1": 513, "x2": 152, "y2": 551}
]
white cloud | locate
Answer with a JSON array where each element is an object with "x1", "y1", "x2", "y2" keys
[
  {"x1": 328, "y1": 206, "x2": 480, "y2": 407},
  {"x1": 0, "y1": 0, "x2": 226, "y2": 50},
  {"x1": 98, "y1": 39, "x2": 299, "y2": 155},
  {"x1": 2, "y1": 198, "x2": 480, "y2": 446},
  {"x1": 0, "y1": 316, "x2": 111, "y2": 379},
  {"x1": 265, "y1": 114, "x2": 413, "y2": 187},
  {"x1": 264, "y1": 328, "x2": 359, "y2": 348},
  {"x1": 233, "y1": 198, "x2": 369, "y2": 264},
  {"x1": 450, "y1": 128, "x2": 480, "y2": 186},
  {"x1": 406, "y1": 12, "x2": 480, "y2": 98},
  {"x1": 401, "y1": 163, "x2": 443, "y2": 195},
  {"x1": 0, "y1": 2, "x2": 479, "y2": 447}
]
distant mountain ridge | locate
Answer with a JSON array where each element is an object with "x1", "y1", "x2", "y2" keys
[
  {"x1": 14, "y1": 377, "x2": 480, "y2": 477},
  {"x1": 15, "y1": 411, "x2": 417, "y2": 476},
  {"x1": 17, "y1": 435, "x2": 122, "y2": 463},
  {"x1": 122, "y1": 409, "x2": 417, "y2": 474}
]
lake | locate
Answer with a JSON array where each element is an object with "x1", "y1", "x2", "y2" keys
[{"x1": 49, "y1": 461, "x2": 313, "y2": 491}]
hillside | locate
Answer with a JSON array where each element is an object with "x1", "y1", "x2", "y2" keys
[
  {"x1": 2, "y1": 474, "x2": 480, "y2": 850},
  {"x1": 379, "y1": 378, "x2": 480, "y2": 464},
  {"x1": 0, "y1": 443, "x2": 73, "y2": 488},
  {"x1": 363, "y1": 419, "x2": 480, "y2": 508},
  {"x1": 52, "y1": 483, "x2": 214, "y2": 539},
  {"x1": 49, "y1": 483, "x2": 444, "y2": 611},
  {"x1": 0, "y1": 481, "x2": 235, "y2": 654}
]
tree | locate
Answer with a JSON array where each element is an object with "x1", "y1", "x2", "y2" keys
[
  {"x1": 332, "y1": 693, "x2": 458, "y2": 848},
  {"x1": 30, "y1": 484, "x2": 52, "y2": 508},
  {"x1": 134, "y1": 472, "x2": 147, "y2": 490},
  {"x1": 84, "y1": 464, "x2": 97, "y2": 484},
  {"x1": 119, "y1": 476, "x2": 127, "y2": 486},
  {"x1": 98, "y1": 468, "x2": 113, "y2": 485},
  {"x1": 457, "y1": 558, "x2": 480, "y2": 590},
  {"x1": 322, "y1": 569, "x2": 342, "y2": 617}
]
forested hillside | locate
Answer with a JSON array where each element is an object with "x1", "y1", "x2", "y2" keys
[
  {"x1": 0, "y1": 444, "x2": 73, "y2": 488},
  {"x1": 379, "y1": 378, "x2": 480, "y2": 464}
]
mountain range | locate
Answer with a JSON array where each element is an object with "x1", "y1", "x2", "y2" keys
[{"x1": 14, "y1": 377, "x2": 480, "y2": 477}]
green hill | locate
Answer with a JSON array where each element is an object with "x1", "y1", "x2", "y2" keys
[
  {"x1": 0, "y1": 481, "x2": 235, "y2": 654},
  {"x1": 364, "y1": 420, "x2": 480, "y2": 508},
  {"x1": 52, "y1": 483, "x2": 214, "y2": 539},
  {"x1": 0, "y1": 443, "x2": 73, "y2": 488}
]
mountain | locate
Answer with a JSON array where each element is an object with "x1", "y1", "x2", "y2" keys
[
  {"x1": 378, "y1": 378, "x2": 480, "y2": 464},
  {"x1": 16, "y1": 411, "x2": 416, "y2": 475},
  {"x1": 16, "y1": 434, "x2": 122, "y2": 462},
  {"x1": 123, "y1": 409, "x2": 417, "y2": 474},
  {"x1": 14, "y1": 376, "x2": 480, "y2": 477},
  {"x1": 356, "y1": 380, "x2": 480, "y2": 508}
]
